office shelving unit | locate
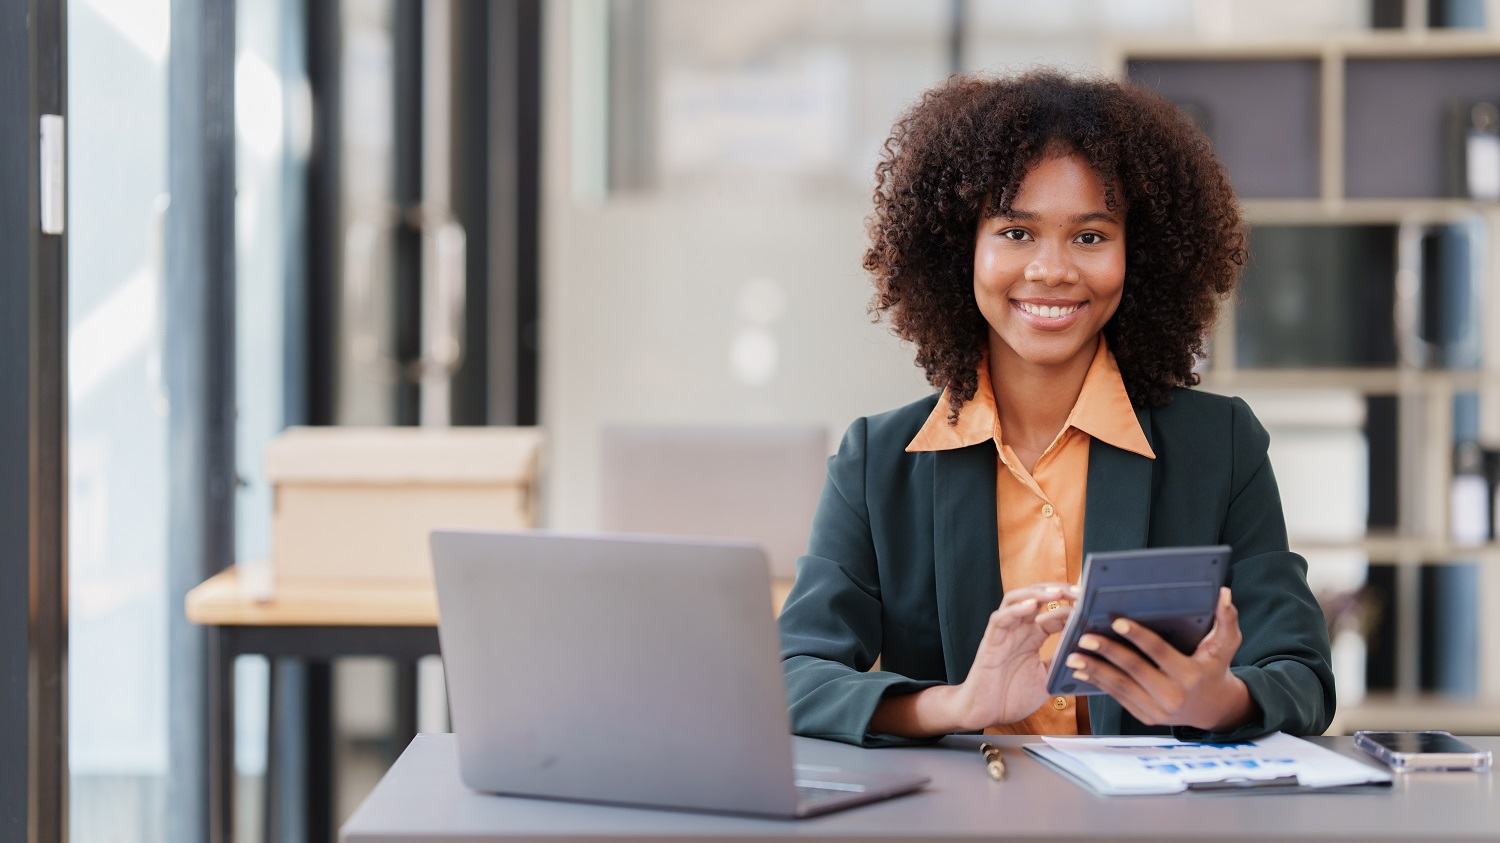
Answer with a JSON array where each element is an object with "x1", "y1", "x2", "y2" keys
[{"x1": 1105, "y1": 30, "x2": 1500, "y2": 733}]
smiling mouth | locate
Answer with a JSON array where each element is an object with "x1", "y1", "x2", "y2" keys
[{"x1": 1014, "y1": 301, "x2": 1086, "y2": 319}]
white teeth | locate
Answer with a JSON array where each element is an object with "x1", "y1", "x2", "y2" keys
[{"x1": 1018, "y1": 302, "x2": 1080, "y2": 318}]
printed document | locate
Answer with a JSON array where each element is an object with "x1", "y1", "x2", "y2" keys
[{"x1": 1025, "y1": 732, "x2": 1392, "y2": 795}]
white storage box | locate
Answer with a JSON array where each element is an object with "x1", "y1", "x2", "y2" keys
[{"x1": 264, "y1": 426, "x2": 543, "y2": 586}]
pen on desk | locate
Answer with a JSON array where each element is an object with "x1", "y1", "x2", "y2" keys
[{"x1": 979, "y1": 741, "x2": 1006, "y2": 781}]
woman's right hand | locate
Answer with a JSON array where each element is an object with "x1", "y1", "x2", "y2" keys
[{"x1": 950, "y1": 582, "x2": 1076, "y2": 731}]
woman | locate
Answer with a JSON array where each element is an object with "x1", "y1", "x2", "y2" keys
[{"x1": 777, "y1": 70, "x2": 1335, "y2": 745}]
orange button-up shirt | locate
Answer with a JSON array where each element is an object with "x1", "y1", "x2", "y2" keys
[{"x1": 905, "y1": 337, "x2": 1155, "y2": 735}]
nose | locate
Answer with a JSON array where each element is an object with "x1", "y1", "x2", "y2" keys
[{"x1": 1024, "y1": 240, "x2": 1080, "y2": 286}]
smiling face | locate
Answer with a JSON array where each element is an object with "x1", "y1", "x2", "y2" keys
[{"x1": 973, "y1": 150, "x2": 1126, "y2": 372}]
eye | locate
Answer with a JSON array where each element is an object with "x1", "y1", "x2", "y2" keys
[
  {"x1": 1000, "y1": 228, "x2": 1032, "y2": 242},
  {"x1": 1077, "y1": 232, "x2": 1106, "y2": 245}
]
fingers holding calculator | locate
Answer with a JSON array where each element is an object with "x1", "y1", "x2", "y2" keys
[{"x1": 1066, "y1": 585, "x2": 1257, "y2": 732}]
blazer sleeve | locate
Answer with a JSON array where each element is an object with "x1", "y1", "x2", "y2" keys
[
  {"x1": 777, "y1": 417, "x2": 945, "y2": 747},
  {"x1": 1172, "y1": 396, "x2": 1337, "y2": 742}
]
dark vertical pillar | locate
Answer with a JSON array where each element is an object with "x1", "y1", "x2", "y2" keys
[
  {"x1": 393, "y1": 0, "x2": 424, "y2": 427},
  {"x1": 166, "y1": 0, "x2": 236, "y2": 840},
  {"x1": 306, "y1": 0, "x2": 342, "y2": 430},
  {"x1": 0, "y1": 0, "x2": 68, "y2": 840},
  {"x1": 452, "y1": 0, "x2": 491, "y2": 427},
  {"x1": 1365, "y1": 396, "x2": 1400, "y2": 692},
  {"x1": 513, "y1": 0, "x2": 542, "y2": 426},
  {"x1": 304, "y1": 663, "x2": 334, "y2": 841},
  {"x1": 267, "y1": 3, "x2": 313, "y2": 837},
  {"x1": 302, "y1": 5, "x2": 343, "y2": 839}
]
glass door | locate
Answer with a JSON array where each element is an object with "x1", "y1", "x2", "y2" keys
[{"x1": 66, "y1": 0, "x2": 174, "y2": 838}]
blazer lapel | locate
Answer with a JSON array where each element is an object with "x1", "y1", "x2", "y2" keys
[
  {"x1": 1083, "y1": 404, "x2": 1155, "y2": 733},
  {"x1": 1082, "y1": 404, "x2": 1155, "y2": 554},
  {"x1": 931, "y1": 444, "x2": 1001, "y2": 683}
]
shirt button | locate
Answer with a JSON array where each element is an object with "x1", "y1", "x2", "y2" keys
[
  {"x1": 1041, "y1": 503, "x2": 1055, "y2": 518},
  {"x1": 1052, "y1": 696, "x2": 1068, "y2": 711},
  {"x1": 1046, "y1": 600, "x2": 1061, "y2": 612}
]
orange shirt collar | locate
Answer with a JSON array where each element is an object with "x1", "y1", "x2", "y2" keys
[{"x1": 904, "y1": 338, "x2": 1156, "y2": 460}]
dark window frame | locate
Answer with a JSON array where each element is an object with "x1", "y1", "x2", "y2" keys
[
  {"x1": 164, "y1": 0, "x2": 237, "y2": 840},
  {"x1": 0, "y1": 0, "x2": 68, "y2": 840}
]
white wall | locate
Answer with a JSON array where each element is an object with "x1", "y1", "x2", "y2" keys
[
  {"x1": 538, "y1": 190, "x2": 931, "y2": 529},
  {"x1": 539, "y1": 4, "x2": 935, "y2": 530}
]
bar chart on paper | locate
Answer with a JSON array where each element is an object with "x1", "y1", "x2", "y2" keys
[{"x1": 1024, "y1": 732, "x2": 1393, "y2": 795}]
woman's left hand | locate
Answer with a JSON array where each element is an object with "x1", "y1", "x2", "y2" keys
[{"x1": 1063, "y1": 586, "x2": 1258, "y2": 733}]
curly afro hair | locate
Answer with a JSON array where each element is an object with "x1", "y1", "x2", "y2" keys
[{"x1": 863, "y1": 69, "x2": 1246, "y2": 415}]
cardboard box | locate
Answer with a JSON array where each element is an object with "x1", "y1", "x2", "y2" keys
[{"x1": 264, "y1": 426, "x2": 543, "y2": 587}]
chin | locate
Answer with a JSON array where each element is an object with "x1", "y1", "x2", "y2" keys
[{"x1": 999, "y1": 330, "x2": 1094, "y2": 368}]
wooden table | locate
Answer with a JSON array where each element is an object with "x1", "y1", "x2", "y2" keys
[
  {"x1": 186, "y1": 568, "x2": 442, "y2": 627},
  {"x1": 186, "y1": 568, "x2": 795, "y2": 843},
  {"x1": 187, "y1": 568, "x2": 796, "y2": 626}
]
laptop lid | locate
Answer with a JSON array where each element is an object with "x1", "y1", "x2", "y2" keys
[{"x1": 431, "y1": 529, "x2": 801, "y2": 816}]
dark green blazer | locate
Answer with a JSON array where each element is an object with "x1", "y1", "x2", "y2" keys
[{"x1": 777, "y1": 387, "x2": 1335, "y2": 747}]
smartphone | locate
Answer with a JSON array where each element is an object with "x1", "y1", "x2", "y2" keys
[{"x1": 1353, "y1": 730, "x2": 1492, "y2": 772}]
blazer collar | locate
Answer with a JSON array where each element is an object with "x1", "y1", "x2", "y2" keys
[
  {"x1": 906, "y1": 338, "x2": 1155, "y2": 461},
  {"x1": 1082, "y1": 404, "x2": 1156, "y2": 555}
]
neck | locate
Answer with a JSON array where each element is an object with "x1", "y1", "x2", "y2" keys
[{"x1": 988, "y1": 333, "x2": 1099, "y2": 454}]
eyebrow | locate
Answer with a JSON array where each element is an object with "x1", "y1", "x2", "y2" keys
[{"x1": 1002, "y1": 208, "x2": 1120, "y2": 225}]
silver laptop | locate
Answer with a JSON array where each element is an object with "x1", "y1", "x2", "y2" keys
[{"x1": 430, "y1": 528, "x2": 929, "y2": 818}]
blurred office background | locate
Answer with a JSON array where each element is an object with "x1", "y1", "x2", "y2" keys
[{"x1": 38, "y1": 0, "x2": 1500, "y2": 840}]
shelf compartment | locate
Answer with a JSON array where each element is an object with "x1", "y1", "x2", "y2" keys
[
  {"x1": 1234, "y1": 224, "x2": 1398, "y2": 368},
  {"x1": 1345, "y1": 56, "x2": 1500, "y2": 199},
  {"x1": 1126, "y1": 58, "x2": 1321, "y2": 199}
]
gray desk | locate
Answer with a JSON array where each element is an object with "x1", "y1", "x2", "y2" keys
[{"x1": 342, "y1": 733, "x2": 1500, "y2": 843}]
